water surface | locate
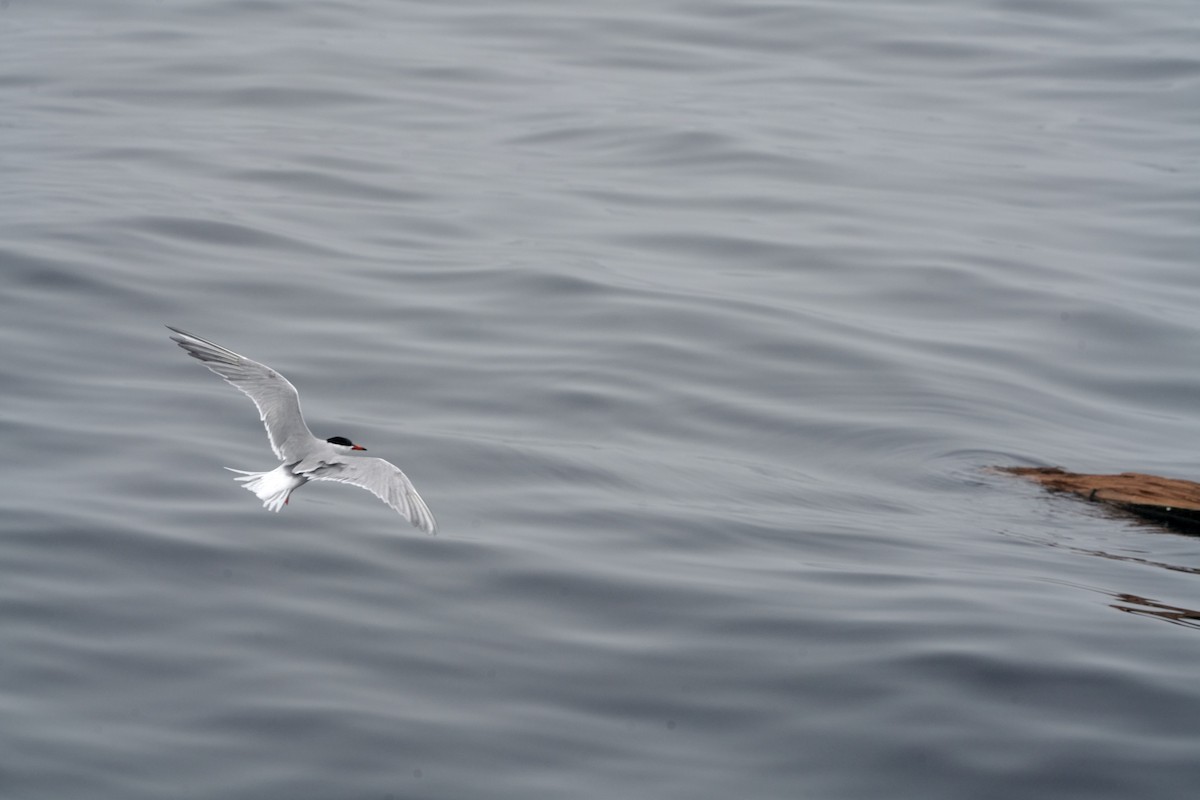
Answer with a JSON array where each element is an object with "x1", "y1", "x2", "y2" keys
[{"x1": 3, "y1": 1, "x2": 1200, "y2": 798}]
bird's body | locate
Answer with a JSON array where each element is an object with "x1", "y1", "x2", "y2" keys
[{"x1": 167, "y1": 326, "x2": 436, "y2": 533}]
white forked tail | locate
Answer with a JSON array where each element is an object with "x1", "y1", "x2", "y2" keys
[{"x1": 225, "y1": 465, "x2": 301, "y2": 512}]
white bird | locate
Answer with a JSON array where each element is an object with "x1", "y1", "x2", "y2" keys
[{"x1": 167, "y1": 326, "x2": 437, "y2": 533}]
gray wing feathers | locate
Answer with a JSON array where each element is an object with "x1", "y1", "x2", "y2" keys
[
  {"x1": 311, "y1": 458, "x2": 438, "y2": 533},
  {"x1": 166, "y1": 326, "x2": 315, "y2": 461}
]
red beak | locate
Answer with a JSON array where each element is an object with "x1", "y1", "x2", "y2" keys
[{"x1": 352, "y1": 444, "x2": 367, "y2": 451}]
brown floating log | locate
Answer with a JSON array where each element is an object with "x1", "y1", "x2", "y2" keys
[{"x1": 999, "y1": 466, "x2": 1200, "y2": 533}]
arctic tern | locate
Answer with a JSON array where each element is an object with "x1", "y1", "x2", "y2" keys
[{"x1": 167, "y1": 326, "x2": 436, "y2": 533}]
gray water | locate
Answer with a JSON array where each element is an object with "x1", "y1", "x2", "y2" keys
[{"x1": 4, "y1": 1, "x2": 1200, "y2": 797}]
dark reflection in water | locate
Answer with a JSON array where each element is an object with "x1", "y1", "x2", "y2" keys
[
  {"x1": 1110, "y1": 594, "x2": 1200, "y2": 630},
  {"x1": 1071, "y1": 545, "x2": 1200, "y2": 577}
]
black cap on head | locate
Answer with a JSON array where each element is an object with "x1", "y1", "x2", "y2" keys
[{"x1": 327, "y1": 436, "x2": 354, "y2": 446}]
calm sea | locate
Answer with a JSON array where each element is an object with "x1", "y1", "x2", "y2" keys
[{"x1": 3, "y1": 1, "x2": 1200, "y2": 798}]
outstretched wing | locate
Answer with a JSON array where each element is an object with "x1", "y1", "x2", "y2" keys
[
  {"x1": 310, "y1": 457, "x2": 437, "y2": 533},
  {"x1": 167, "y1": 326, "x2": 316, "y2": 461}
]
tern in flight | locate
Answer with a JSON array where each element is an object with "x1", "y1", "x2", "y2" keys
[{"x1": 167, "y1": 326, "x2": 436, "y2": 533}]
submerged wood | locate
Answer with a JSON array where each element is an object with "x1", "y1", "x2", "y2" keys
[{"x1": 1000, "y1": 466, "x2": 1200, "y2": 533}]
